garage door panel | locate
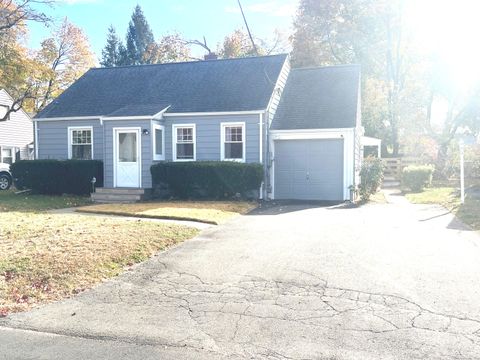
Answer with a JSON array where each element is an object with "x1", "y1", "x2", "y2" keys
[
  {"x1": 274, "y1": 139, "x2": 344, "y2": 201},
  {"x1": 309, "y1": 184, "x2": 341, "y2": 201},
  {"x1": 275, "y1": 143, "x2": 308, "y2": 171},
  {"x1": 293, "y1": 170, "x2": 307, "y2": 182},
  {"x1": 275, "y1": 170, "x2": 293, "y2": 182}
]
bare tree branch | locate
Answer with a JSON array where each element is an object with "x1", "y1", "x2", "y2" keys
[
  {"x1": 0, "y1": 86, "x2": 34, "y2": 121},
  {"x1": 0, "y1": 0, "x2": 54, "y2": 32},
  {"x1": 184, "y1": 36, "x2": 212, "y2": 54}
]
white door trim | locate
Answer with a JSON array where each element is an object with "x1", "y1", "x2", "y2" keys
[{"x1": 113, "y1": 127, "x2": 142, "y2": 188}]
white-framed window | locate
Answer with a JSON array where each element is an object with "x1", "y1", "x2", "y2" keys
[
  {"x1": 1, "y1": 147, "x2": 14, "y2": 164},
  {"x1": 221, "y1": 122, "x2": 245, "y2": 162},
  {"x1": 173, "y1": 124, "x2": 196, "y2": 161},
  {"x1": 68, "y1": 127, "x2": 93, "y2": 160},
  {"x1": 152, "y1": 124, "x2": 165, "y2": 161},
  {"x1": 0, "y1": 105, "x2": 9, "y2": 121}
]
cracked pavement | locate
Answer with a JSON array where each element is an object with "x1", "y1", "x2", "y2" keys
[{"x1": 1, "y1": 192, "x2": 480, "y2": 359}]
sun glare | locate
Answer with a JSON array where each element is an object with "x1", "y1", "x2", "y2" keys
[{"x1": 406, "y1": 0, "x2": 480, "y2": 93}]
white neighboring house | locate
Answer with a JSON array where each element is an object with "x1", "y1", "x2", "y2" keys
[{"x1": 0, "y1": 89, "x2": 34, "y2": 165}]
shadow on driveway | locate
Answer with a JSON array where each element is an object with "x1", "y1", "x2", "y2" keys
[
  {"x1": 418, "y1": 209, "x2": 471, "y2": 231},
  {"x1": 248, "y1": 200, "x2": 352, "y2": 216}
]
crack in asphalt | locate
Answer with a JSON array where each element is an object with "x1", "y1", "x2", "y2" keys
[{"x1": 3, "y1": 265, "x2": 480, "y2": 359}]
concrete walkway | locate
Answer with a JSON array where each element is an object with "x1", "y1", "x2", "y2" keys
[{"x1": 2, "y1": 193, "x2": 480, "y2": 359}]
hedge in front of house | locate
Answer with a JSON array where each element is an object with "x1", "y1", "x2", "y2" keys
[
  {"x1": 11, "y1": 160, "x2": 103, "y2": 195},
  {"x1": 151, "y1": 161, "x2": 263, "y2": 199},
  {"x1": 402, "y1": 164, "x2": 435, "y2": 192}
]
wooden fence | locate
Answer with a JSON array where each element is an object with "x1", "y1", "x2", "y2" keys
[{"x1": 383, "y1": 157, "x2": 424, "y2": 181}]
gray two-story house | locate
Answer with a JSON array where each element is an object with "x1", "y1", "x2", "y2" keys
[{"x1": 34, "y1": 54, "x2": 362, "y2": 201}]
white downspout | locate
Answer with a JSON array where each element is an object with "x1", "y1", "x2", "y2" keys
[{"x1": 34, "y1": 120, "x2": 39, "y2": 159}]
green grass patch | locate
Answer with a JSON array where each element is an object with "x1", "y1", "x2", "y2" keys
[
  {"x1": 0, "y1": 190, "x2": 91, "y2": 212},
  {"x1": 405, "y1": 187, "x2": 460, "y2": 208},
  {"x1": 405, "y1": 187, "x2": 480, "y2": 230}
]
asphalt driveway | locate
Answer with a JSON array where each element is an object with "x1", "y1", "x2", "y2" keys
[{"x1": 2, "y1": 191, "x2": 480, "y2": 359}]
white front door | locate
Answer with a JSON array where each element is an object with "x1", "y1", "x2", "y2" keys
[{"x1": 114, "y1": 128, "x2": 141, "y2": 188}]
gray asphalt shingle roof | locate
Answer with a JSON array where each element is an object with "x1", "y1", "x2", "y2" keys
[
  {"x1": 36, "y1": 54, "x2": 288, "y2": 119},
  {"x1": 271, "y1": 65, "x2": 360, "y2": 130}
]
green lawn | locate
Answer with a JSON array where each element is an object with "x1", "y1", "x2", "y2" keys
[
  {"x1": 405, "y1": 187, "x2": 459, "y2": 207},
  {"x1": 405, "y1": 187, "x2": 480, "y2": 230},
  {"x1": 0, "y1": 190, "x2": 91, "y2": 212}
]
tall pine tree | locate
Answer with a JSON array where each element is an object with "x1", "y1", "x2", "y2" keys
[
  {"x1": 100, "y1": 25, "x2": 122, "y2": 67},
  {"x1": 124, "y1": 5, "x2": 155, "y2": 65}
]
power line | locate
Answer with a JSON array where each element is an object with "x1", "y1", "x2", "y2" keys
[{"x1": 237, "y1": 0, "x2": 259, "y2": 56}]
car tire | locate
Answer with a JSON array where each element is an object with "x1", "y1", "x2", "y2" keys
[{"x1": 0, "y1": 173, "x2": 12, "y2": 190}]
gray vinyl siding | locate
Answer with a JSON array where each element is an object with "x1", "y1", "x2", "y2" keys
[
  {"x1": 36, "y1": 120, "x2": 104, "y2": 161},
  {"x1": 161, "y1": 114, "x2": 261, "y2": 163},
  {"x1": 103, "y1": 120, "x2": 152, "y2": 188},
  {"x1": 0, "y1": 90, "x2": 33, "y2": 160},
  {"x1": 36, "y1": 114, "x2": 262, "y2": 190},
  {"x1": 37, "y1": 119, "x2": 152, "y2": 188}
]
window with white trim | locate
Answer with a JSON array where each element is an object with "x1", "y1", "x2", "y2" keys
[
  {"x1": 174, "y1": 125, "x2": 195, "y2": 161},
  {"x1": 1, "y1": 147, "x2": 13, "y2": 164},
  {"x1": 221, "y1": 123, "x2": 245, "y2": 161},
  {"x1": 69, "y1": 128, "x2": 93, "y2": 160},
  {"x1": 0, "y1": 105, "x2": 9, "y2": 121},
  {"x1": 152, "y1": 124, "x2": 165, "y2": 161}
]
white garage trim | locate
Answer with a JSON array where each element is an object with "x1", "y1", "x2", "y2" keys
[{"x1": 269, "y1": 128, "x2": 355, "y2": 201}]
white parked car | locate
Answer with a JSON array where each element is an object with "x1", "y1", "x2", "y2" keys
[{"x1": 0, "y1": 163, "x2": 12, "y2": 190}]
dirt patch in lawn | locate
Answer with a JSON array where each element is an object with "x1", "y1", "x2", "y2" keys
[
  {"x1": 0, "y1": 212, "x2": 198, "y2": 315},
  {"x1": 76, "y1": 201, "x2": 257, "y2": 225}
]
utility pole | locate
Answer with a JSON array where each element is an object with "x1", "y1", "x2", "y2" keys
[{"x1": 460, "y1": 139, "x2": 465, "y2": 204}]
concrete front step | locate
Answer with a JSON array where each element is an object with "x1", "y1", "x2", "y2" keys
[
  {"x1": 91, "y1": 188, "x2": 152, "y2": 203},
  {"x1": 382, "y1": 180, "x2": 401, "y2": 188},
  {"x1": 95, "y1": 187, "x2": 151, "y2": 195}
]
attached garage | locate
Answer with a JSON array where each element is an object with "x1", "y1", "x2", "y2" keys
[
  {"x1": 273, "y1": 139, "x2": 344, "y2": 201},
  {"x1": 268, "y1": 65, "x2": 362, "y2": 201}
]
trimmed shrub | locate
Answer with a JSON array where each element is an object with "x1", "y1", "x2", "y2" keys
[
  {"x1": 358, "y1": 157, "x2": 384, "y2": 201},
  {"x1": 402, "y1": 165, "x2": 434, "y2": 192},
  {"x1": 11, "y1": 160, "x2": 103, "y2": 195},
  {"x1": 151, "y1": 161, "x2": 263, "y2": 199}
]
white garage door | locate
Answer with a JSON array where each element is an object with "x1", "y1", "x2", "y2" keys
[{"x1": 274, "y1": 139, "x2": 344, "y2": 201}]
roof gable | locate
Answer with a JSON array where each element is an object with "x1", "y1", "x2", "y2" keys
[
  {"x1": 271, "y1": 65, "x2": 360, "y2": 130},
  {"x1": 0, "y1": 89, "x2": 32, "y2": 120},
  {"x1": 36, "y1": 54, "x2": 288, "y2": 119}
]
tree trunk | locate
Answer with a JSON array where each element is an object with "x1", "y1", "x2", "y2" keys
[{"x1": 435, "y1": 141, "x2": 450, "y2": 180}]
